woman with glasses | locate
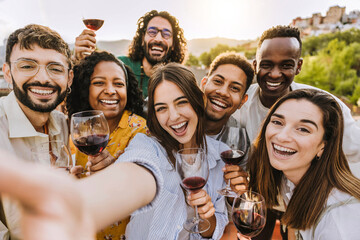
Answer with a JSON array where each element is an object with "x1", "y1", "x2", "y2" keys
[{"x1": 66, "y1": 51, "x2": 149, "y2": 240}]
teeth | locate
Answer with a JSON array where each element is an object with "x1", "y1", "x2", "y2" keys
[
  {"x1": 267, "y1": 82, "x2": 281, "y2": 87},
  {"x1": 100, "y1": 100, "x2": 118, "y2": 104},
  {"x1": 152, "y1": 47, "x2": 163, "y2": 51},
  {"x1": 30, "y1": 89, "x2": 54, "y2": 95},
  {"x1": 171, "y1": 122, "x2": 186, "y2": 129},
  {"x1": 211, "y1": 99, "x2": 227, "y2": 108},
  {"x1": 274, "y1": 144, "x2": 296, "y2": 153}
]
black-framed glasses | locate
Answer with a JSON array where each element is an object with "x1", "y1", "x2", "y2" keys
[
  {"x1": 146, "y1": 27, "x2": 172, "y2": 40},
  {"x1": 11, "y1": 59, "x2": 69, "y2": 80}
]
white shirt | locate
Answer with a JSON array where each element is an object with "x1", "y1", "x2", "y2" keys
[
  {"x1": 281, "y1": 178, "x2": 360, "y2": 240},
  {"x1": 0, "y1": 92, "x2": 69, "y2": 240},
  {"x1": 119, "y1": 134, "x2": 229, "y2": 240},
  {"x1": 234, "y1": 82, "x2": 360, "y2": 176}
]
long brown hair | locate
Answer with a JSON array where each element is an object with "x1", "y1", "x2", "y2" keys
[
  {"x1": 147, "y1": 63, "x2": 206, "y2": 167},
  {"x1": 248, "y1": 89, "x2": 360, "y2": 229}
]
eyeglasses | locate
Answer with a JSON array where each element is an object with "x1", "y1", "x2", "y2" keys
[
  {"x1": 146, "y1": 27, "x2": 172, "y2": 40},
  {"x1": 11, "y1": 59, "x2": 69, "y2": 80}
]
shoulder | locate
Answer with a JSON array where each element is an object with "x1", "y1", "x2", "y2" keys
[{"x1": 118, "y1": 56, "x2": 138, "y2": 68}]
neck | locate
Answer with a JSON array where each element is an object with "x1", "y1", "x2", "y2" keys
[
  {"x1": 259, "y1": 88, "x2": 291, "y2": 108},
  {"x1": 142, "y1": 58, "x2": 153, "y2": 77},
  {"x1": 106, "y1": 115, "x2": 122, "y2": 133},
  {"x1": 205, "y1": 118, "x2": 227, "y2": 136},
  {"x1": 16, "y1": 100, "x2": 50, "y2": 133}
]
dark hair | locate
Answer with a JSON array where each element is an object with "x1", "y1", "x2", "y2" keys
[
  {"x1": 6, "y1": 24, "x2": 72, "y2": 68},
  {"x1": 66, "y1": 51, "x2": 144, "y2": 118},
  {"x1": 147, "y1": 63, "x2": 206, "y2": 166},
  {"x1": 208, "y1": 52, "x2": 254, "y2": 92},
  {"x1": 248, "y1": 89, "x2": 360, "y2": 229},
  {"x1": 258, "y1": 25, "x2": 302, "y2": 56},
  {"x1": 128, "y1": 10, "x2": 187, "y2": 64}
]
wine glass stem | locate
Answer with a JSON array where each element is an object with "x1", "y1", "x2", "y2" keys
[
  {"x1": 226, "y1": 179, "x2": 231, "y2": 190},
  {"x1": 194, "y1": 205, "x2": 200, "y2": 222}
]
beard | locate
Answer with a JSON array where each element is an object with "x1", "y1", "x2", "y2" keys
[
  {"x1": 143, "y1": 41, "x2": 172, "y2": 65},
  {"x1": 12, "y1": 77, "x2": 67, "y2": 113}
]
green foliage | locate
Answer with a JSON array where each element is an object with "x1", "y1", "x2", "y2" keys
[{"x1": 185, "y1": 53, "x2": 200, "y2": 67}]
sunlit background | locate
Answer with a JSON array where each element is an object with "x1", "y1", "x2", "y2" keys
[{"x1": 1, "y1": 0, "x2": 360, "y2": 44}]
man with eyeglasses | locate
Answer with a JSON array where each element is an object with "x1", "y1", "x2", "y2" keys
[
  {"x1": 74, "y1": 10, "x2": 187, "y2": 98},
  {"x1": 0, "y1": 24, "x2": 73, "y2": 239}
]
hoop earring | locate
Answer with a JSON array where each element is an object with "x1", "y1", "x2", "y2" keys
[{"x1": 67, "y1": 87, "x2": 71, "y2": 94}]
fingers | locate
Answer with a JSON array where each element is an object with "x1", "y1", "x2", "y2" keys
[
  {"x1": 74, "y1": 29, "x2": 97, "y2": 60},
  {"x1": 69, "y1": 165, "x2": 84, "y2": 179},
  {"x1": 223, "y1": 165, "x2": 248, "y2": 193},
  {"x1": 187, "y1": 190, "x2": 215, "y2": 219},
  {"x1": 87, "y1": 150, "x2": 115, "y2": 172}
]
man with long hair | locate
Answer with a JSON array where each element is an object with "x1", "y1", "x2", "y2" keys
[{"x1": 74, "y1": 10, "x2": 187, "y2": 98}]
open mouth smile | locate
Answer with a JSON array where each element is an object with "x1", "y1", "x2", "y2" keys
[
  {"x1": 273, "y1": 143, "x2": 297, "y2": 156},
  {"x1": 170, "y1": 121, "x2": 188, "y2": 136}
]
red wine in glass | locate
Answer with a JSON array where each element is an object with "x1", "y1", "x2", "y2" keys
[
  {"x1": 83, "y1": 19, "x2": 104, "y2": 31},
  {"x1": 73, "y1": 134, "x2": 109, "y2": 156},
  {"x1": 220, "y1": 149, "x2": 245, "y2": 165},
  {"x1": 232, "y1": 210, "x2": 266, "y2": 238},
  {"x1": 182, "y1": 176, "x2": 206, "y2": 193}
]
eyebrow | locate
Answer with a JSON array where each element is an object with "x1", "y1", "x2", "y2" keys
[
  {"x1": 16, "y1": 58, "x2": 65, "y2": 66},
  {"x1": 154, "y1": 96, "x2": 187, "y2": 107},
  {"x1": 213, "y1": 74, "x2": 245, "y2": 87},
  {"x1": 272, "y1": 113, "x2": 319, "y2": 130}
]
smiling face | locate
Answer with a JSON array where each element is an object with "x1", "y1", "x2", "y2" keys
[
  {"x1": 154, "y1": 80, "x2": 198, "y2": 148},
  {"x1": 255, "y1": 37, "x2": 303, "y2": 107},
  {"x1": 88, "y1": 61, "x2": 127, "y2": 123},
  {"x1": 143, "y1": 16, "x2": 174, "y2": 65},
  {"x1": 3, "y1": 44, "x2": 72, "y2": 113},
  {"x1": 202, "y1": 64, "x2": 248, "y2": 125},
  {"x1": 265, "y1": 99, "x2": 325, "y2": 184}
]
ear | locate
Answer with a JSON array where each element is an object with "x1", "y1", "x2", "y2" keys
[
  {"x1": 200, "y1": 77, "x2": 208, "y2": 90},
  {"x1": 3, "y1": 63, "x2": 12, "y2": 84},
  {"x1": 253, "y1": 59, "x2": 257, "y2": 71},
  {"x1": 296, "y1": 58, "x2": 303, "y2": 75},
  {"x1": 316, "y1": 142, "x2": 326, "y2": 159},
  {"x1": 238, "y1": 94, "x2": 248, "y2": 109},
  {"x1": 67, "y1": 69, "x2": 74, "y2": 87}
]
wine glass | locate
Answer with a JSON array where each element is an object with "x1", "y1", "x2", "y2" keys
[
  {"x1": 232, "y1": 191, "x2": 266, "y2": 239},
  {"x1": 176, "y1": 148, "x2": 210, "y2": 234},
  {"x1": 82, "y1": 14, "x2": 104, "y2": 55},
  {"x1": 218, "y1": 127, "x2": 249, "y2": 196},
  {"x1": 70, "y1": 110, "x2": 109, "y2": 158},
  {"x1": 31, "y1": 140, "x2": 74, "y2": 172}
]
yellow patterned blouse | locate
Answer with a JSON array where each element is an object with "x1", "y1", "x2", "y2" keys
[{"x1": 74, "y1": 110, "x2": 149, "y2": 240}]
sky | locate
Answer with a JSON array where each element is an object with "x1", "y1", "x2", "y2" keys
[{"x1": 1, "y1": 0, "x2": 360, "y2": 46}]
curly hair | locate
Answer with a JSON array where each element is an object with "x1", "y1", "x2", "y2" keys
[
  {"x1": 66, "y1": 51, "x2": 144, "y2": 118},
  {"x1": 258, "y1": 25, "x2": 302, "y2": 56},
  {"x1": 6, "y1": 24, "x2": 72, "y2": 68},
  {"x1": 208, "y1": 52, "x2": 254, "y2": 92},
  {"x1": 128, "y1": 10, "x2": 187, "y2": 63}
]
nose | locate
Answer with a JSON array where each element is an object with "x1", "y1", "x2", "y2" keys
[
  {"x1": 268, "y1": 66, "x2": 282, "y2": 79},
  {"x1": 154, "y1": 31, "x2": 163, "y2": 41},
  {"x1": 215, "y1": 85, "x2": 230, "y2": 98},
  {"x1": 276, "y1": 127, "x2": 292, "y2": 142},
  {"x1": 33, "y1": 65, "x2": 51, "y2": 82},
  {"x1": 104, "y1": 83, "x2": 116, "y2": 95},
  {"x1": 168, "y1": 106, "x2": 180, "y2": 121}
]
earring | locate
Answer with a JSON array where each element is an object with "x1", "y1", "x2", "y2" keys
[
  {"x1": 316, "y1": 155, "x2": 320, "y2": 160},
  {"x1": 7, "y1": 83, "x2": 13, "y2": 91},
  {"x1": 66, "y1": 87, "x2": 71, "y2": 94}
]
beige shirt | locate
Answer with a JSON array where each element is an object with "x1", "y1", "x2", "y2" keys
[{"x1": 0, "y1": 92, "x2": 69, "y2": 240}]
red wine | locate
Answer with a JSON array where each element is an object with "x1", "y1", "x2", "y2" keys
[
  {"x1": 73, "y1": 134, "x2": 109, "y2": 156},
  {"x1": 182, "y1": 176, "x2": 206, "y2": 192},
  {"x1": 220, "y1": 150, "x2": 245, "y2": 165},
  {"x1": 232, "y1": 210, "x2": 265, "y2": 237},
  {"x1": 83, "y1": 19, "x2": 104, "y2": 31}
]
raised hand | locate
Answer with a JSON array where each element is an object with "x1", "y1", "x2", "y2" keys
[
  {"x1": 222, "y1": 165, "x2": 248, "y2": 194},
  {"x1": 74, "y1": 29, "x2": 97, "y2": 61}
]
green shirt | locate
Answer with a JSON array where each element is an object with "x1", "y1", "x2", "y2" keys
[{"x1": 118, "y1": 56, "x2": 150, "y2": 98}]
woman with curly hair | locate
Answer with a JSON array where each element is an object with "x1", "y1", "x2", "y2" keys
[{"x1": 66, "y1": 51, "x2": 149, "y2": 240}]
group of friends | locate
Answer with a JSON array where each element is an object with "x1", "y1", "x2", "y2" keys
[{"x1": 0, "y1": 9, "x2": 360, "y2": 240}]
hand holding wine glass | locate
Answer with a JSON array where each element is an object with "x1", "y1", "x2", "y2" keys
[
  {"x1": 176, "y1": 148, "x2": 210, "y2": 234},
  {"x1": 70, "y1": 110, "x2": 110, "y2": 174},
  {"x1": 232, "y1": 191, "x2": 266, "y2": 239},
  {"x1": 218, "y1": 127, "x2": 249, "y2": 196},
  {"x1": 31, "y1": 140, "x2": 74, "y2": 172}
]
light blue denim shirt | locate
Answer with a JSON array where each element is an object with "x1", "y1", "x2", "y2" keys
[{"x1": 117, "y1": 133, "x2": 228, "y2": 240}]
